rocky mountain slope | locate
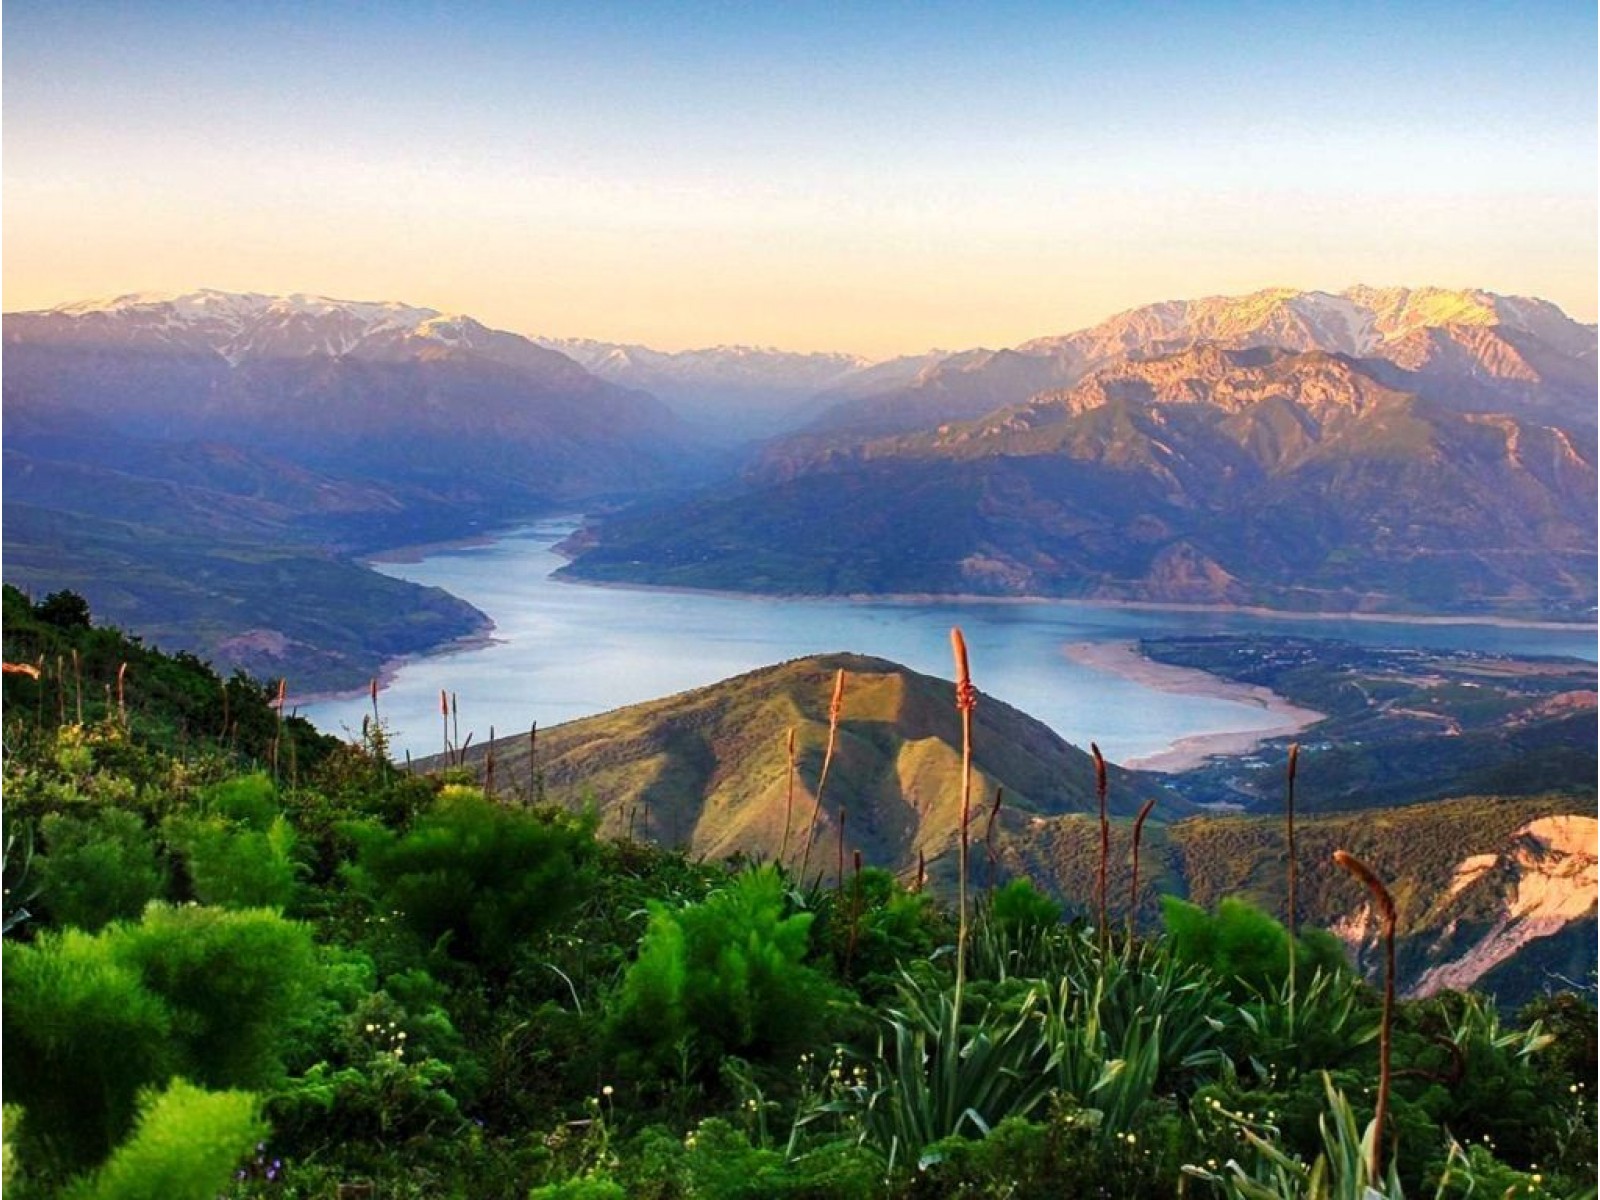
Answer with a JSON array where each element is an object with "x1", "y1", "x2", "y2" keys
[
  {"x1": 800, "y1": 285, "x2": 1597, "y2": 438},
  {"x1": 567, "y1": 318, "x2": 1596, "y2": 620},
  {"x1": 1166, "y1": 796, "x2": 1596, "y2": 1008},
  {"x1": 5, "y1": 290, "x2": 694, "y2": 505}
]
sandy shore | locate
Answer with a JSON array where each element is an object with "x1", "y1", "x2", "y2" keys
[{"x1": 1064, "y1": 641, "x2": 1326, "y2": 773}]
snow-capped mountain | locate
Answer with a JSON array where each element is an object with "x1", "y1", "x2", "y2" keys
[
  {"x1": 3, "y1": 288, "x2": 723, "y2": 689},
  {"x1": 21, "y1": 289, "x2": 600, "y2": 386}
]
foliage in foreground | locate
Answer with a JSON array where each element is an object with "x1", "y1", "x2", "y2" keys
[{"x1": 1, "y1": 596, "x2": 1594, "y2": 1199}]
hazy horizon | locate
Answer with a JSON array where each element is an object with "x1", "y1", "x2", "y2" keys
[{"x1": 5, "y1": 1, "x2": 1595, "y2": 358}]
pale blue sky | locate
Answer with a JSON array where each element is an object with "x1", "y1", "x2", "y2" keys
[{"x1": 5, "y1": 1, "x2": 1594, "y2": 354}]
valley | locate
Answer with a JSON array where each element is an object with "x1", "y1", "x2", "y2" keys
[
  {"x1": 8, "y1": 7, "x2": 1595, "y2": 1193},
  {"x1": 9, "y1": 282, "x2": 1596, "y2": 1009},
  {"x1": 7, "y1": 284, "x2": 1595, "y2": 694}
]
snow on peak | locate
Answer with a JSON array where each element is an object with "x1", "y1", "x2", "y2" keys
[{"x1": 36, "y1": 289, "x2": 470, "y2": 363}]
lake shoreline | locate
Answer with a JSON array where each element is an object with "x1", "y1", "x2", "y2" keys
[
  {"x1": 292, "y1": 624, "x2": 504, "y2": 708},
  {"x1": 366, "y1": 516, "x2": 1595, "y2": 634},
  {"x1": 559, "y1": 570, "x2": 1596, "y2": 633},
  {"x1": 1063, "y1": 641, "x2": 1327, "y2": 773},
  {"x1": 303, "y1": 520, "x2": 1594, "y2": 762}
]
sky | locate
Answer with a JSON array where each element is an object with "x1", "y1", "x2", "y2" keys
[{"x1": 4, "y1": 1, "x2": 1595, "y2": 357}]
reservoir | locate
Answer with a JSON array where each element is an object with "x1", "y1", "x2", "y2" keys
[{"x1": 301, "y1": 518, "x2": 1597, "y2": 765}]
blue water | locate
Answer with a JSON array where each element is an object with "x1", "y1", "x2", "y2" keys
[{"x1": 300, "y1": 518, "x2": 1597, "y2": 763}]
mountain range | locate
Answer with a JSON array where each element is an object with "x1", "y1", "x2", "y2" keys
[
  {"x1": 533, "y1": 337, "x2": 947, "y2": 440},
  {"x1": 563, "y1": 287, "x2": 1597, "y2": 621},
  {"x1": 797, "y1": 286, "x2": 1596, "y2": 438},
  {"x1": 6, "y1": 283, "x2": 1595, "y2": 688},
  {"x1": 3, "y1": 291, "x2": 706, "y2": 688}
]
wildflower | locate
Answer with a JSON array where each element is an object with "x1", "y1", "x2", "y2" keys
[{"x1": 602, "y1": 1085, "x2": 614, "y2": 1097}]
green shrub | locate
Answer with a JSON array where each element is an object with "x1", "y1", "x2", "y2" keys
[
  {"x1": 198, "y1": 774, "x2": 279, "y2": 830},
  {"x1": 164, "y1": 813, "x2": 300, "y2": 910},
  {"x1": 3, "y1": 1105, "x2": 19, "y2": 1193},
  {"x1": 1162, "y1": 896, "x2": 1286, "y2": 997},
  {"x1": 110, "y1": 903, "x2": 318, "y2": 1090},
  {"x1": 529, "y1": 1178, "x2": 628, "y2": 1200},
  {"x1": 349, "y1": 787, "x2": 596, "y2": 970},
  {"x1": 2, "y1": 927, "x2": 174, "y2": 1173},
  {"x1": 40, "y1": 810, "x2": 167, "y2": 931},
  {"x1": 62, "y1": 1080, "x2": 263, "y2": 1200},
  {"x1": 915, "y1": 1106, "x2": 1183, "y2": 1199},
  {"x1": 268, "y1": 966, "x2": 475, "y2": 1147},
  {"x1": 818, "y1": 866, "x2": 938, "y2": 995},
  {"x1": 609, "y1": 865, "x2": 837, "y2": 1075},
  {"x1": 989, "y1": 877, "x2": 1064, "y2": 935},
  {"x1": 644, "y1": 1118, "x2": 881, "y2": 1200}
]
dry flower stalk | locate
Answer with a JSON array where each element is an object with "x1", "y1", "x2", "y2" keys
[
  {"x1": 951, "y1": 627, "x2": 977, "y2": 1017},
  {"x1": 798, "y1": 668, "x2": 847, "y2": 883},
  {"x1": 1286, "y1": 743, "x2": 1300, "y2": 939},
  {"x1": 1332, "y1": 848, "x2": 1397, "y2": 1183},
  {"x1": 1129, "y1": 796, "x2": 1157, "y2": 930},
  {"x1": 985, "y1": 786, "x2": 1004, "y2": 888},
  {"x1": 779, "y1": 727, "x2": 797, "y2": 864},
  {"x1": 1092, "y1": 742, "x2": 1109, "y2": 952}
]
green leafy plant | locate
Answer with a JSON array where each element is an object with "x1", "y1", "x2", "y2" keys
[
  {"x1": 348, "y1": 786, "x2": 596, "y2": 970},
  {"x1": 2, "y1": 926, "x2": 174, "y2": 1173},
  {"x1": 1184, "y1": 1074, "x2": 1404, "y2": 1199},
  {"x1": 164, "y1": 813, "x2": 300, "y2": 910},
  {"x1": 819, "y1": 972, "x2": 1056, "y2": 1166},
  {"x1": 609, "y1": 865, "x2": 836, "y2": 1076},
  {"x1": 39, "y1": 809, "x2": 167, "y2": 931},
  {"x1": 62, "y1": 1079, "x2": 263, "y2": 1200},
  {"x1": 110, "y1": 903, "x2": 318, "y2": 1090}
]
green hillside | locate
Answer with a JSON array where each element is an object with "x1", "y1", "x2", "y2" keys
[{"x1": 430, "y1": 653, "x2": 1173, "y2": 877}]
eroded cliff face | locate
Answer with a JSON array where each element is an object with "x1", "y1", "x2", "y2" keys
[{"x1": 1333, "y1": 816, "x2": 1598, "y2": 998}]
